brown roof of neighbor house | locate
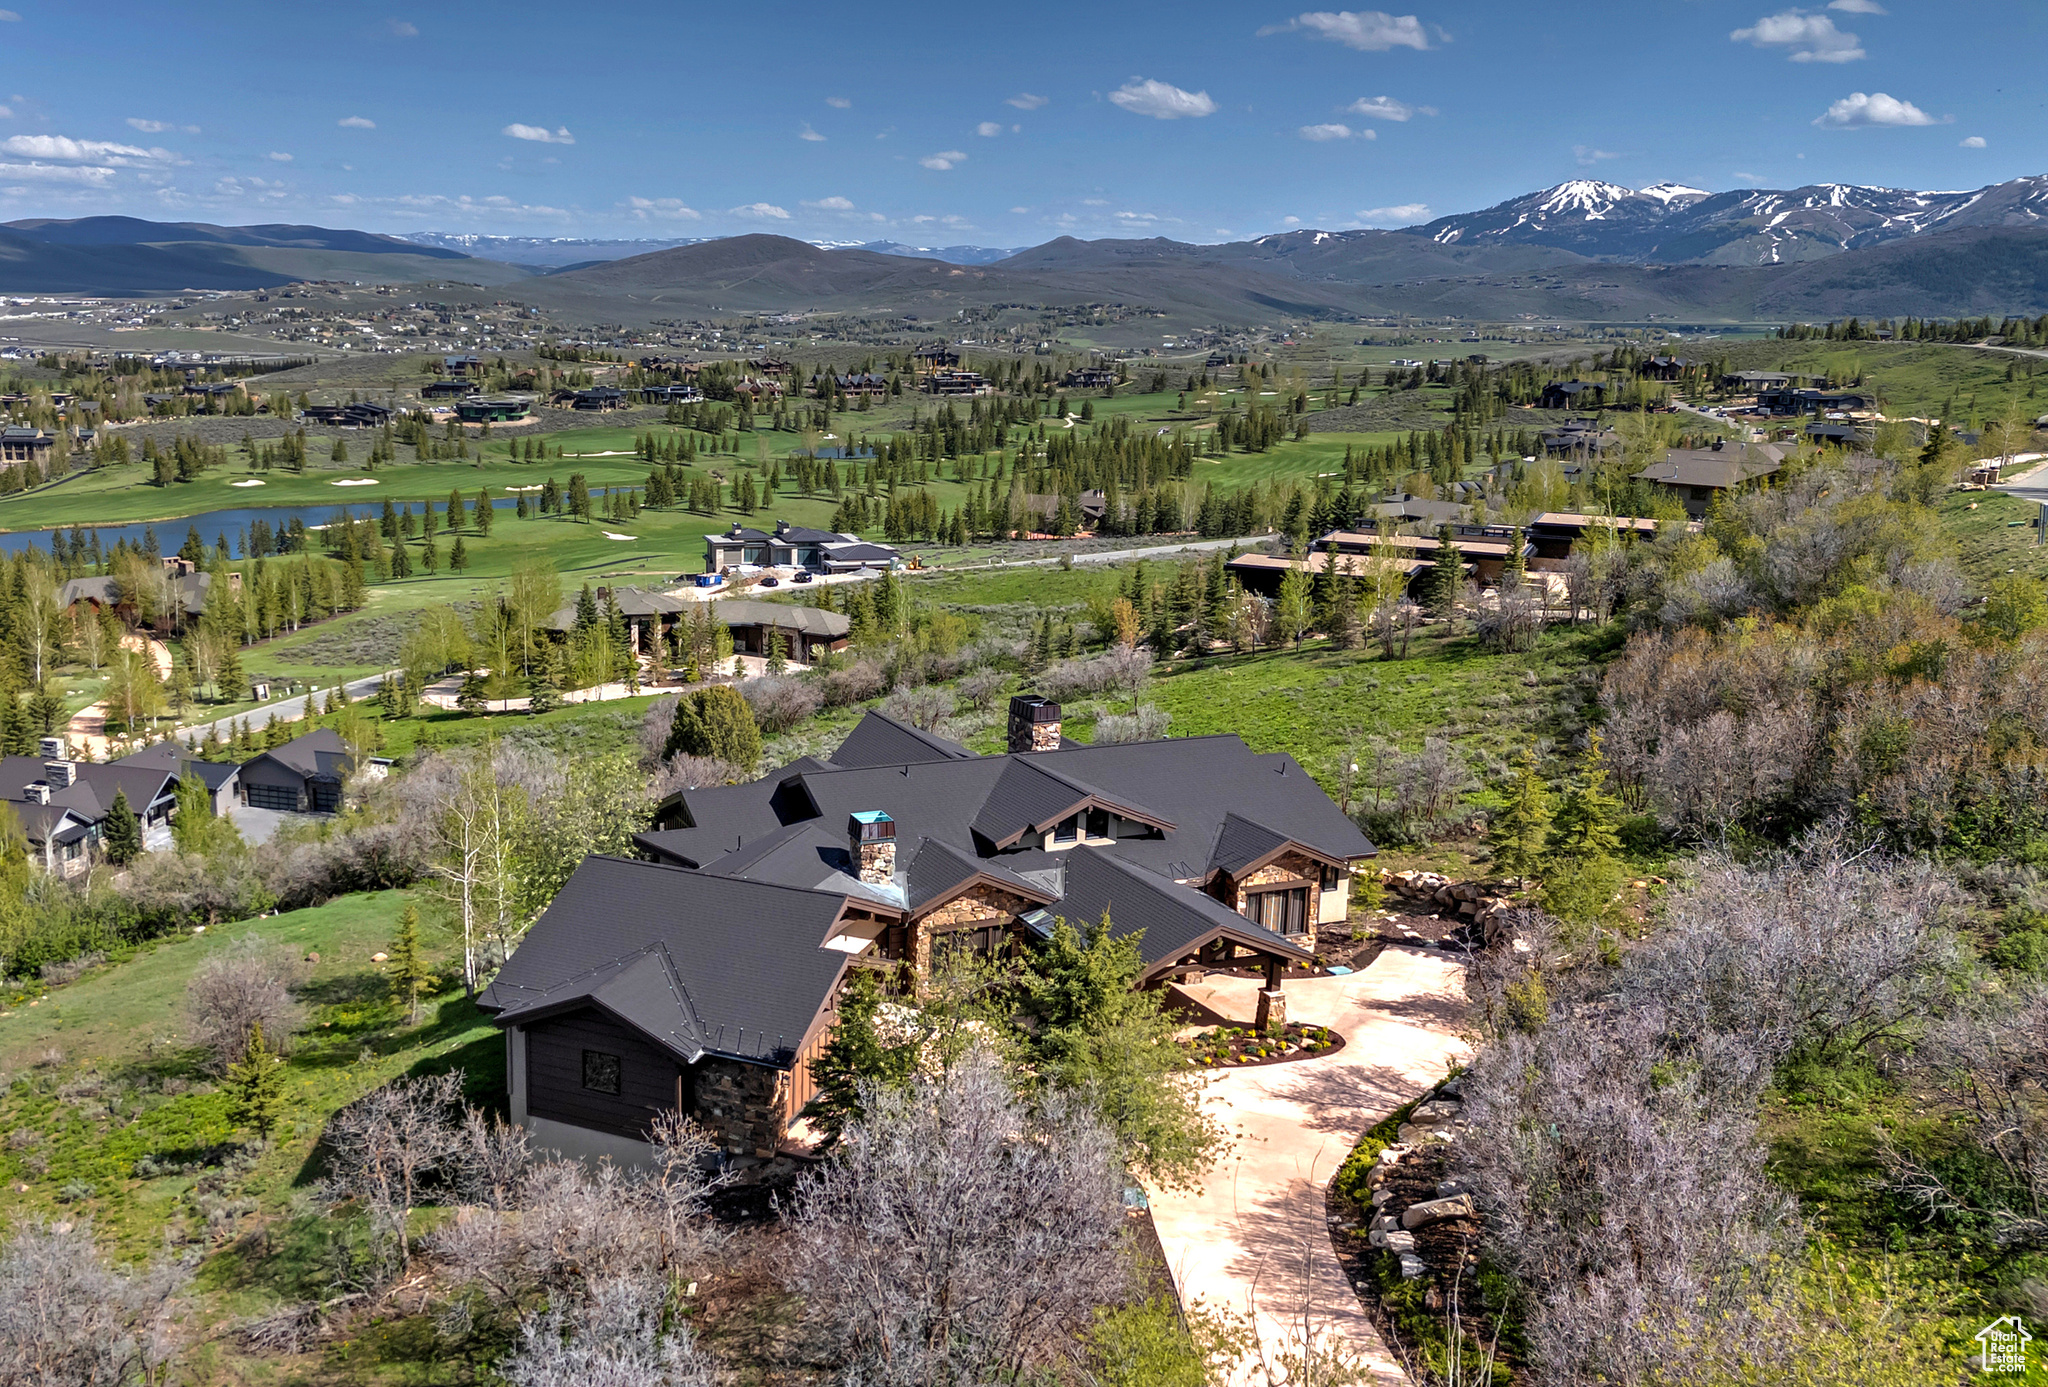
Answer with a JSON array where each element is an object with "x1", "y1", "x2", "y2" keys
[
  {"x1": 1225, "y1": 551, "x2": 1428, "y2": 580},
  {"x1": 1636, "y1": 444, "x2": 1786, "y2": 491},
  {"x1": 712, "y1": 600, "x2": 851, "y2": 639},
  {"x1": 1314, "y1": 530, "x2": 1517, "y2": 559}
]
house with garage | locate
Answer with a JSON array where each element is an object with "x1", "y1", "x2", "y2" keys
[
  {"x1": 236, "y1": 728, "x2": 360, "y2": 813},
  {"x1": 481, "y1": 698, "x2": 1375, "y2": 1163},
  {"x1": 0, "y1": 739, "x2": 185, "y2": 870},
  {"x1": 703, "y1": 520, "x2": 902, "y2": 575},
  {"x1": 1634, "y1": 440, "x2": 1787, "y2": 518},
  {"x1": 113, "y1": 740, "x2": 241, "y2": 817}
]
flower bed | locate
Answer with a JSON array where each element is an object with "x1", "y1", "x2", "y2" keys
[{"x1": 1185, "y1": 1021, "x2": 1343, "y2": 1068}]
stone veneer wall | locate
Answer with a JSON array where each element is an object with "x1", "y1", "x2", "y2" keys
[
  {"x1": 694, "y1": 1056, "x2": 788, "y2": 1158},
  {"x1": 1231, "y1": 851, "x2": 1325, "y2": 950},
  {"x1": 912, "y1": 884, "x2": 1038, "y2": 976}
]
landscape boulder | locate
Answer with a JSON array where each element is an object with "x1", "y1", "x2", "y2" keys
[{"x1": 1401, "y1": 1194, "x2": 1476, "y2": 1229}]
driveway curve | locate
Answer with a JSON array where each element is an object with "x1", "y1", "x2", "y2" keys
[{"x1": 1147, "y1": 948, "x2": 1471, "y2": 1387}]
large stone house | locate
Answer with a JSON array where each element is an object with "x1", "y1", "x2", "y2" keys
[{"x1": 481, "y1": 698, "x2": 1376, "y2": 1164}]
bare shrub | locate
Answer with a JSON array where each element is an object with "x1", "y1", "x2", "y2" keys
[
  {"x1": 1393, "y1": 736, "x2": 1474, "y2": 835},
  {"x1": 789, "y1": 1049, "x2": 1130, "y2": 1387},
  {"x1": 1039, "y1": 647, "x2": 1151, "y2": 701},
  {"x1": 646, "y1": 754, "x2": 746, "y2": 800},
  {"x1": 880, "y1": 685, "x2": 955, "y2": 731},
  {"x1": 1887, "y1": 982, "x2": 2048, "y2": 1249},
  {"x1": 185, "y1": 935, "x2": 308, "y2": 1072},
  {"x1": 499, "y1": 1275, "x2": 712, "y2": 1387},
  {"x1": 1655, "y1": 556, "x2": 1756, "y2": 628},
  {"x1": 39, "y1": 952, "x2": 106, "y2": 988},
  {"x1": 1456, "y1": 1009, "x2": 1792, "y2": 1385},
  {"x1": 637, "y1": 696, "x2": 679, "y2": 770},
  {"x1": 1093, "y1": 705, "x2": 1170, "y2": 745},
  {"x1": 821, "y1": 658, "x2": 888, "y2": 708},
  {"x1": 1621, "y1": 836, "x2": 1963, "y2": 1068},
  {"x1": 0, "y1": 1220, "x2": 192, "y2": 1386},
  {"x1": 958, "y1": 667, "x2": 1008, "y2": 712},
  {"x1": 320, "y1": 1071, "x2": 466, "y2": 1269},
  {"x1": 741, "y1": 675, "x2": 823, "y2": 734},
  {"x1": 1474, "y1": 580, "x2": 1544, "y2": 652}
]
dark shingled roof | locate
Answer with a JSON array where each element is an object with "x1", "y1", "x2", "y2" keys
[
  {"x1": 480, "y1": 856, "x2": 851, "y2": 1067},
  {"x1": 829, "y1": 711, "x2": 977, "y2": 769},
  {"x1": 903, "y1": 835, "x2": 1058, "y2": 914},
  {"x1": 115, "y1": 741, "x2": 239, "y2": 791},
  {"x1": 246, "y1": 728, "x2": 356, "y2": 781},
  {"x1": 1208, "y1": 812, "x2": 1296, "y2": 878},
  {"x1": 1046, "y1": 847, "x2": 1312, "y2": 970}
]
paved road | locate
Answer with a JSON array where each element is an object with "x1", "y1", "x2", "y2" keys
[
  {"x1": 1997, "y1": 456, "x2": 2048, "y2": 510},
  {"x1": 1148, "y1": 952, "x2": 1471, "y2": 1387},
  {"x1": 176, "y1": 667, "x2": 401, "y2": 746}
]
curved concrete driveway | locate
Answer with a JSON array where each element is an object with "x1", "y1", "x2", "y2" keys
[{"x1": 1147, "y1": 948, "x2": 1471, "y2": 1387}]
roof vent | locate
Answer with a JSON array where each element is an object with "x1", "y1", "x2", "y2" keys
[
  {"x1": 23, "y1": 783, "x2": 47, "y2": 805},
  {"x1": 38, "y1": 736, "x2": 65, "y2": 760},
  {"x1": 43, "y1": 761, "x2": 74, "y2": 789},
  {"x1": 1007, "y1": 694, "x2": 1062, "y2": 755},
  {"x1": 849, "y1": 810, "x2": 896, "y2": 885}
]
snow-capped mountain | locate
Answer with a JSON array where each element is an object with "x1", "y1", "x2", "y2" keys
[{"x1": 1406, "y1": 176, "x2": 2048, "y2": 264}]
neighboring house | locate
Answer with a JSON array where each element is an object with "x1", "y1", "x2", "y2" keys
[
  {"x1": 443, "y1": 354, "x2": 486, "y2": 377},
  {"x1": 481, "y1": 700, "x2": 1373, "y2": 1163},
  {"x1": 0, "y1": 743, "x2": 182, "y2": 869},
  {"x1": 1526, "y1": 512, "x2": 1663, "y2": 560},
  {"x1": 237, "y1": 728, "x2": 359, "y2": 813},
  {"x1": 703, "y1": 520, "x2": 901, "y2": 575},
  {"x1": 0, "y1": 426, "x2": 55, "y2": 467},
  {"x1": 714, "y1": 600, "x2": 851, "y2": 663},
  {"x1": 1538, "y1": 380, "x2": 1605, "y2": 411},
  {"x1": 421, "y1": 379, "x2": 472, "y2": 399},
  {"x1": 59, "y1": 570, "x2": 212, "y2": 631},
  {"x1": 924, "y1": 369, "x2": 992, "y2": 397},
  {"x1": 456, "y1": 395, "x2": 533, "y2": 423},
  {"x1": 637, "y1": 384, "x2": 702, "y2": 404},
  {"x1": 1756, "y1": 386, "x2": 1874, "y2": 416},
  {"x1": 546, "y1": 585, "x2": 689, "y2": 654},
  {"x1": 113, "y1": 740, "x2": 241, "y2": 817},
  {"x1": 1224, "y1": 548, "x2": 1429, "y2": 600},
  {"x1": 1639, "y1": 356, "x2": 1690, "y2": 381},
  {"x1": 1634, "y1": 441, "x2": 1787, "y2": 517},
  {"x1": 1538, "y1": 419, "x2": 1619, "y2": 458},
  {"x1": 1370, "y1": 494, "x2": 1469, "y2": 527},
  {"x1": 553, "y1": 387, "x2": 627, "y2": 412},
  {"x1": 1719, "y1": 371, "x2": 1798, "y2": 393},
  {"x1": 302, "y1": 402, "x2": 395, "y2": 428},
  {"x1": 1017, "y1": 491, "x2": 1109, "y2": 531},
  {"x1": 1061, "y1": 367, "x2": 1121, "y2": 389},
  {"x1": 911, "y1": 346, "x2": 960, "y2": 371}
]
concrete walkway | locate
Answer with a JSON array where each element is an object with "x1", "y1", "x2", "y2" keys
[{"x1": 1147, "y1": 949, "x2": 1471, "y2": 1387}]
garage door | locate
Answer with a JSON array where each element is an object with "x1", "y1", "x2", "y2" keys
[
  {"x1": 309, "y1": 782, "x2": 342, "y2": 813},
  {"x1": 244, "y1": 782, "x2": 301, "y2": 812}
]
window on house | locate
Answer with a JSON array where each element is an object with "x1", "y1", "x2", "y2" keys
[
  {"x1": 1244, "y1": 886, "x2": 1309, "y2": 935},
  {"x1": 1320, "y1": 864, "x2": 1341, "y2": 892},
  {"x1": 582, "y1": 1049, "x2": 622, "y2": 1095},
  {"x1": 1052, "y1": 813, "x2": 1080, "y2": 845},
  {"x1": 1085, "y1": 807, "x2": 1111, "y2": 840}
]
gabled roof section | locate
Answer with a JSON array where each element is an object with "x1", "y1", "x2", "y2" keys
[
  {"x1": 1051, "y1": 847, "x2": 1312, "y2": 974},
  {"x1": 249, "y1": 728, "x2": 355, "y2": 780},
  {"x1": 968, "y1": 756, "x2": 1175, "y2": 850},
  {"x1": 482, "y1": 856, "x2": 851, "y2": 1067},
  {"x1": 903, "y1": 835, "x2": 1058, "y2": 915},
  {"x1": 695, "y1": 820, "x2": 907, "y2": 912},
  {"x1": 830, "y1": 710, "x2": 978, "y2": 769},
  {"x1": 1208, "y1": 813, "x2": 1295, "y2": 877}
]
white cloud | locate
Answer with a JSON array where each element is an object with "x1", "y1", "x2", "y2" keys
[
  {"x1": 825, "y1": 96, "x2": 852, "y2": 108},
  {"x1": 920, "y1": 150, "x2": 967, "y2": 169},
  {"x1": 0, "y1": 10, "x2": 20, "y2": 19},
  {"x1": 1357, "y1": 203, "x2": 1429, "y2": 224},
  {"x1": 387, "y1": 18, "x2": 418, "y2": 35},
  {"x1": 1573, "y1": 145, "x2": 1621, "y2": 164},
  {"x1": 976, "y1": 121, "x2": 1003, "y2": 137},
  {"x1": 1108, "y1": 78, "x2": 1216, "y2": 120},
  {"x1": 1812, "y1": 91, "x2": 1940, "y2": 127},
  {"x1": 626, "y1": 196, "x2": 701, "y2": 220},
  {"x1": 266, "y1": 151, "x2": 293, "y2": 162},
  {"x1": 1115, "y1": 210, "x2": 1160, "y2": 222},
  {"x1": 1006, "y1": 92, "x2": 1048, "y2": 110},
  {"x1": 1082, "y1": 197, "x2": 1109, "y2": 206},
  {"x1": 0, "y1": 106, "x2": 11, "y2": 119},
  {"x1": 1828, "y1": 0, "x2": 1885, "y2": 11},
  {"x1": 804, "y1": 195, "x2": 856, "y2": 210},
  {"x1": 3, "y1": 134, "x2": 176, "y2": 165},
  {"x1": 1010, "y1": 205, "x2": 1030, "y2": 214},
  {"x1": 732, "y1": 202, "x2": 791, "y2": 219},
  {"x1": 0, "y1": 162, "x2": 114, "y2": 185},
  {"x1": 1347, "y1": 94, "x2": 1432, "y2": 121},
  {"x1": 127, "y1": 118, "x2": 172, "y2": 133},
  {"x1": 1298, "y1": 123, "x2": 1364, "y2": 141},
  {"x1": 1731, "y1": 12, "x2": 1864, "y2": 62},
  {"x1": 1960, "y1": 135, "x2": 1987, "y2": 148},
  {"x1": 1732, "y1": 170, "x2": 1764, "y2": 182},
  {"x1": 1281, "y1": 215, "x2": 1302, "y2": 225},
  {"x1": 339, "y1": 115, "x2": 376, "y2": 128},
  {"x1": 1261, "y1": 10, "x2": 1430, "y2": 51},
  {"x1": 799, "y1": 123, "x2": 826, "y2": 142},
  {"x1": 503, "y1": 123, "x2": 574, "y2": 144}
]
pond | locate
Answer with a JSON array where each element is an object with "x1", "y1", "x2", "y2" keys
[{"x1": 0, "y1": 496, "x2": 530, "y2": 558}]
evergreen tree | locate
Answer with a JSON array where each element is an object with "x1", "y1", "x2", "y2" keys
[
  {"x1": 1541, "y1": 732, "x2": 1626, "y2": 927},
  {"x1": 664, "y1": 685, "x2": 761, "y2": 769},
  {"x1": 226, "y1": 1020, "x2": 288, "y2": 1140},
  {"x1": 1488, "y1": 747, "x2": 1552, "y2": 890},
  {"x1": 1428, "y1": 523, "x2": 1465, "y2": 629},
  {"x1": 473, "y1": 489, "x2": 493, "y2": 536},
  {"x1": 805, "y1": 968, "x2": 917, "y2": 1146},
  {"x1": 449, "y1": 535, "x2": 469, "y2": 571},
  {"x1": 388, "y1": 902, "x2": 438, "y2": 1024},
  {"x1": 102, "y1": 788, "x2": 142, "y2": 865}
]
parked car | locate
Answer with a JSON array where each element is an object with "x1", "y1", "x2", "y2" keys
[
  {"x1": 791, "y1": 570, "x2": 815, "y2": 584},
  {"x1": 759, "y1": 575, "x2": 780, "y2": 587}
]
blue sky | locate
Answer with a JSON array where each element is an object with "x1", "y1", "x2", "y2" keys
[{"x1": 0, "y1": 1, "x2": 2037, "y2": 244}]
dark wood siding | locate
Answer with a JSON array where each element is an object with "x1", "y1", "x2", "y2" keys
[
  {"x1": 239, "y1": 758, "x2": 308, "y2": 811},
  {"x1": 524, "y1": 1007, "x2": 688, "y2": 1140}
]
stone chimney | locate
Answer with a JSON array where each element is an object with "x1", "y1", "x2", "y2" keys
[
  {"x1": 849, "y1": 811, "x2": 896, "y2": 884},
  {"x1": 1007, "y1": 694, "x2": 1062, "y2": 754}
]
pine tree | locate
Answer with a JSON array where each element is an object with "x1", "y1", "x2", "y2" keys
[
  {"x1": 450, "y1": 535, "x2": 470, "y2": 571},
  {"x1": 388, "y1": 902, "x2": 438, "y2": 1024},
  {"x1": 102, "y1": 788, "x2": 142, "y2": 865},
  {"x1": 1541, "y1": 731, "x2": 1626, "y2": 926},
  {"x1": 805, "y1": 969, "x2": 916, "y2": 1146},
  {"x1": 1428, "y1": 523, "x2": 1465, "y2": 629},
  {"x1": 1488, "y1": 747, "x2": 1552, "y2": 890},
  {"x1": 226, "y1": 1020, "x2": 288, "y2": 1140}
]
